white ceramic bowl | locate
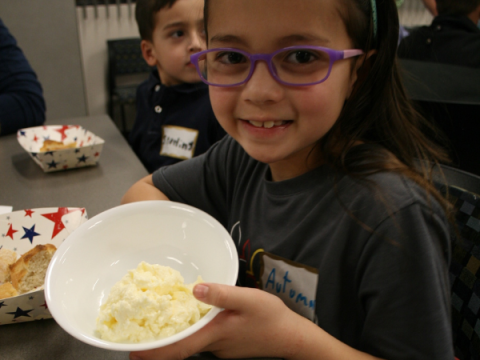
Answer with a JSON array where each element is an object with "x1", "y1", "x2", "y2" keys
[{"x1": 45, "y1": 201, "x2": 238, "y2": 351}]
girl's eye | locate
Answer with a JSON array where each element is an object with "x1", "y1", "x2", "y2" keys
[
  {"x1": 171, "y1": 30, "x2": 184, "y2": 38},
  {"x1": 216, "y1": 52, "x2": 246, "y2": 65},
  {"x1": 285, "y1": 50, "x2": 317, "y2": 64}
]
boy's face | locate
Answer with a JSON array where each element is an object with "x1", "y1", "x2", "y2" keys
[{"x1": 141, "y1": 0, "x2": 205, "y2": 86}]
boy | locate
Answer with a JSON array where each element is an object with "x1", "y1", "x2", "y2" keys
[{"x1": 129, "y1": 0, "x2": 225, "y2": 173}]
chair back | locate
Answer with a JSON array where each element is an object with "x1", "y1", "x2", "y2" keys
[
  {"x1": 107, "y1": 37, "x2": 151, "y2": 92},
  {"x1": 435, "y1": 164, "x2": 480, "y2": 360},
  {"x1": 107, "y1": 38, "x2": 152, "y2": 135},
  {"x1": 399, "y1": 60, "x2": 480, "y2": 176}
]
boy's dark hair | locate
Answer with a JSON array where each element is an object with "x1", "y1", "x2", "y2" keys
[
  {"x1": 135, "y1": 0, "x2": 177, "y2": 41},
  {"x1": 436, "y1": 0, "x2": 480, "y2": 16}
]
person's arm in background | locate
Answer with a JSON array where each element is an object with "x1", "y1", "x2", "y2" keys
[
  {"x1": 422, "y1": 0, "x2": 438, "y2": 16},
  {"x1": 0, "y1": 18, "x2": 45, "y2": 136}
]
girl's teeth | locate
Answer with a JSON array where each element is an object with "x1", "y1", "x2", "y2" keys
[
  {"x1": 248, "y1": 120, "x2": 287, "y2": 128},
  {"x1": 249, "y1": 120, "x2": 263, "y2": 127}
]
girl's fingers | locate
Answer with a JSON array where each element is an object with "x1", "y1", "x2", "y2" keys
[
  {"x1": 193, "y1": 283, "x2": 257, "y2": 311},
  {"x1": 129, "y1": 321, "x2": 218, "y2": 360}
]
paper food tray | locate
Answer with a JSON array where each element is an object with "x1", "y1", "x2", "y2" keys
[
  {"x1": 17, "y1": 125, "x2": 105, "y2": 172},
  {"x1": 0, "y1": 207, "x2": 88, "y2": 325}
]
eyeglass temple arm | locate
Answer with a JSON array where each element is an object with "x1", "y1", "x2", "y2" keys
[{"x1": 343, "y1": 49, "x2": 364, "y2": 59}]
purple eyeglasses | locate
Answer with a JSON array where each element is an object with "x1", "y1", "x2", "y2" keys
[{"x1": 190, "y1": 46, "x2": 364, "y2": 87}]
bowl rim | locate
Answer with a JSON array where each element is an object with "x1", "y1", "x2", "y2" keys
[{"x1": 44, "y1": 200, "x2": 239, "y2": 351}]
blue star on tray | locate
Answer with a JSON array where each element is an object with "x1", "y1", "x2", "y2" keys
[
  {"x1": 47, "y1": 160, "x2": 58, "y2": 169},
  {"x1": 77, "y1": 154, "x2": 88, "y2": 163},
  {"x1": 31, "y1": 152, "x2": 38, "y2": 158},
  {"x1": 6, "y1": 307, "x2": 33, "y2": 319},
  {"x1": 0, "y1": 301, "x2": 6, "y2": 309},
  {"x1": 75, "y1": 148, "x2": 80, "y2": 153},
  {"x1": 21, "y1": 225, "x2": 41, "y2": 244}
]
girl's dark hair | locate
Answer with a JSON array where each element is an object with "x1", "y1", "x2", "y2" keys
[
  {"x1": 436, "y1": 0, "x2": 480, "y2": 16},
  {"x1": 135, "y1": 0, "x2": 177, "y2": 41},
  {"x1": 204, "y1": 0, "x2": 452, "y2": 219},
  {"x1": 324, "y1": 0, "x2": 452, "y2": 218}
]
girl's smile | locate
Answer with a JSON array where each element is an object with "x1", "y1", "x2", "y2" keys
[{"x1": 207, "y1": 0, "x2": 363, "y2": 181}]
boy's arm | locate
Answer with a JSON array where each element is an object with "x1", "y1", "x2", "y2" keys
[{"x1": 121, "y1": 175, "x2": 170, "y2": 204}]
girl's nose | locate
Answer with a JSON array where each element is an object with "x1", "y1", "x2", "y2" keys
[{"x1": 242, "y1": 62, "x2": 285, "y2": 105}]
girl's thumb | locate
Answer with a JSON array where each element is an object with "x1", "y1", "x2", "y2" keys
[
  {"x1": 193, "y1": 283, "x2": 210, "y2": 301},
  {"x1": 192, "y1": 282, "x2": 238, "y2": 309}
]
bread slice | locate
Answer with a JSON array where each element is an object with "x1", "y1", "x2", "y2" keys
[
  {"x1": 0, "y1": 282, "x2": 18, "y2": 299},
  {"x1": 0, "y1": 248, "x2": 17, "y2": 284},
  {"x1": 40, "y1": 139, "x2": 76, "y2": 152},
  {"x1": 10, "y1": 244, "x2": 57, "y2": 294}
]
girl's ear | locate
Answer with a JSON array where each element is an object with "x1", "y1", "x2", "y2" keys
[
  {"x1": 347, "y1": 49, "x2": 377, "y2": 98},
  {"x1": 140, "y1": 40, "x2": 158, "y2": 67}
]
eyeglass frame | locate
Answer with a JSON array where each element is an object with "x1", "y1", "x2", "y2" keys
[{"x1": 190, "y1": 46, "x2": 364, "y2": 87}]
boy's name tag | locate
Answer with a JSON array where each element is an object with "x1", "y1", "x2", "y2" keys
[
  {"x1": 160, "y1": 125, "x2": 199, "y2": 160},
  {"x1": 259, "y1": 252, "x2": 318, "y2": 321}
]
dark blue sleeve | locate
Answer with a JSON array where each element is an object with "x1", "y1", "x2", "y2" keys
[{"x1": 0, "y1": 18, "x2": 46, "y2": 136}]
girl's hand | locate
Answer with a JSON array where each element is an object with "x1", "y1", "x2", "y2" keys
[{"x1": 129, "y1": 283, "x2": 306, "y2": 360}]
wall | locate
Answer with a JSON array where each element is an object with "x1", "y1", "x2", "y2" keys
[
  {"x1": 76, "y1": 3, "x2": 140, "y2": 116},
  {"x1": 0, "y1": 0, "x2": 87, "y2": 121},
  {"x1": 398, "y1": 0, "x2": 434, "y2": 27}
]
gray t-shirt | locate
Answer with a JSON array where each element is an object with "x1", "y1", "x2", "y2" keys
[{"x1": 152, "y1": 136, "x2": 453, "y2": 359}]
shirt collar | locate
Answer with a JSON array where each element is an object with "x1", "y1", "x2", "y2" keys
[{"x1": 147, "y1": 68, "x2": 208, "y2": 94}]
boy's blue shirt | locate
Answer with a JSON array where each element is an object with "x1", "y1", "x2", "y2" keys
[{"x1": 129, "y1": 69, "x2": 226, "y2": 173}]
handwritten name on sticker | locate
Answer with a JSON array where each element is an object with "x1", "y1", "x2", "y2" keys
[
  {"x1": 160, "y1": 125, "x2": 199, "y2": 160},
  {"x1": 260, "y1": 252, "x2": 318, "y2": 321}
]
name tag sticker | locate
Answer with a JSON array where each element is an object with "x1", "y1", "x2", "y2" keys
[
  {"x1": 260, "y1": 252, "x2": 318, "y2": 321},
  {"x1": 160, "y1": 125, "x2": 199, "y2": 160}
]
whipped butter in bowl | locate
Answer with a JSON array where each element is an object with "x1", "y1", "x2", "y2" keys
[{"x1": 96, "y1": 261, "x2": 211, "y2": 343}]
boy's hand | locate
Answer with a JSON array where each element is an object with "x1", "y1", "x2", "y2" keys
[{"x1": 129, "y1": 283, "x2": 304, "y2": 360}]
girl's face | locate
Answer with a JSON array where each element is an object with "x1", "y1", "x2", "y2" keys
[{"x1": 207, "y1": 0, "x2": 362, "y2": 181}]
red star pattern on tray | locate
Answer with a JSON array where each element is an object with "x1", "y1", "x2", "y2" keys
[
  {"x1": 41, "y1": 207, "x2": 81, "y2": 239},
  {"x1": 54, "y1": 125, "x2": 73, "y2": 141},
  {"x1": 24, "y1": 209, "x2": 34, "y2": 217},
  {"x1": 6, "y1": 224, "x2": 18, "y2": 240}
]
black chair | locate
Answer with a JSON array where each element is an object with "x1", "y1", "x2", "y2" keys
[
  {"x1": 399, "y1": 59, "x2": 480, "y2": 176},
  {"x1": 107, "y1": 38, "x2": 152, "y2": 137},
  {"x1": 434, "y1": 164, "x2": 480, "y2": 359}
]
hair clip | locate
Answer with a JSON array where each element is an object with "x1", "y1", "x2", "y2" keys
[{"x1": 370, "y1": 0, "x2": 378, "y2": 39}]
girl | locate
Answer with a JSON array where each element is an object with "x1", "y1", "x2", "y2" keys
[{"x1": 124, "y1": 0, "x2": 454, "y2": 359}]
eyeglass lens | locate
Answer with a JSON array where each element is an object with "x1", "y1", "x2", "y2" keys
[{"x1": 197, "y1": 49, "x2": 332, "y2": 86}]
